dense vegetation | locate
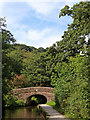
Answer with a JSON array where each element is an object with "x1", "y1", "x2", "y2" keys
[
  {"x1": 1, "y1": 1, "x2": 89, "y2": 119},
  {"x1": 51, "y1": 1, "x2": 90, "y2": 119}
]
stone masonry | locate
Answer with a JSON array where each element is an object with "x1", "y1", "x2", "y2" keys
[{"x1": 12, "y1": 87, "x2": 55, "y2": 103}]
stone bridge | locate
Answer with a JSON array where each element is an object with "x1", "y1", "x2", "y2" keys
[{"x1": 12, "y1": 87, "x2": 55, "y2": 103}]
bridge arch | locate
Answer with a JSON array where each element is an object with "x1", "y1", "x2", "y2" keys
[
  {"x1": 26, "y1": 94, "x2": 47, "y2": 105},
  {"x1": 12, "y1": 87, "x2": 55, "y2": 104}
]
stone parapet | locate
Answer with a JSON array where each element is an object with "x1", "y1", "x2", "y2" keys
[{"x1": 12, "y1": 87, "x2": 55, "y2": 103}]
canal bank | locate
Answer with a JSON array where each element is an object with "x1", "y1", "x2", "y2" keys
[{"x1": 39, "y1": 104, "x2": 69, "y2": 120}]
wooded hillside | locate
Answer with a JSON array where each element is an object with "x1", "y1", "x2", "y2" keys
[{"x1": 1, "y1": 1, "x2": 89, "y2": 119}]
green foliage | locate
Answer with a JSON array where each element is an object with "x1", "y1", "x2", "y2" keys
[
  {"x1": 46, "y1": 101, "x2": 63, "y2": 114},
  {"x1": 46, "y1": 101, "x2": 56, "y2": 107},
  {"x1": 5, "y1": 42, "x2": 50, "y2": 88},
  {"x1": 1, "y1": 18, "x2": 16, "y2": 97},
  {"x1": 15, "y1": 99, "x2": 25, "y2": 107},
  {"x1": 1, "y1": 18, "x2": 25, "y2": 108},
  {"x1": 57, "y1": 1, "x2": 90, "y2": 61},
  {"x1": 12, "y1": 74, "x2": 29, "y2": 89},
  {"x1": 23, "y1": 52, "x2": 51, "y2": 87},
  {"x1": 50, "y1": 1, "x2": 89, "y2": 119},
  {"x1": 1, "y1": 2, "x2": 89, "y2": 118},
  {"x1": 30, "y1": 95, "x2": 46, "y2": 105},
  {"x1": 1, "y1": 18, "x2": 50, "y2": 107},
  {"x1": 3, "y1": 93, "x2": 25, "y2": 107},
  {"x1": 53, "y1": 56, "x2": 89, "y2": 118},
  {"x1": 31, "y1": 96, "x2": 38, "y2": 104},
  {"x1": 12, "y1": 43, "x2": 37, "y2": 52}
]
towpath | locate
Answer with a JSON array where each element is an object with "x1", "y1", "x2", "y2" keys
[{"x1": 39, "y1": 104, "x2": 69, "y2": 120}]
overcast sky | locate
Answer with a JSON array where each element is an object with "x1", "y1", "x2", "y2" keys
[{"x1": 0, "y1": 0, "x2": 85, "y2": 48}]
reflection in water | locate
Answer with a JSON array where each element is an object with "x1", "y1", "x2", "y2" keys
[{"x1": 3, "y1": 106, "x2": 45, "y2": 119}]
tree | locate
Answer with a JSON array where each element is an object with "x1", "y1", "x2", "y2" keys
[
  {"x1": 12, "y1": 74, "x2": 28, "y2": 88},
  {"x1": 23, "y1": 52, "x2": 51, "y2": 87},
  {"x1": 55, "y1": 1, "x2": 90, "y2": 62},
  {"x1": 50, "y1": 1, "x2": 89, "y2": 118},
  {"x1": 1, "y1": 18, "x2": 24, "y2": 108},
  {"x1": 52, "y1": 56, "x2": 89, "y2": 118}
]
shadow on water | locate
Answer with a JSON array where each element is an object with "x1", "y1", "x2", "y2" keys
[{"x1": 2, "y1": 106, "x2": 46, "y2": 120}]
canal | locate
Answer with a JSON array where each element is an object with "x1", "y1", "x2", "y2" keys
[{"x1": 2, "y1": 106, "x2": 46, "y2": 120}]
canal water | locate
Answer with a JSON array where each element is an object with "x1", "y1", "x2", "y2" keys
[{"x1": 2, "y1": 106, "x2": 46, "y2": 120}]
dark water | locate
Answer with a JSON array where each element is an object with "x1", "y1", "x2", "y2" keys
[{"x1": 2, "y1": 106, "x2": 46, "y2": 120}]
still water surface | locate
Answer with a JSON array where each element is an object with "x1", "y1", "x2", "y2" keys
[{"x1": 3, "y1": 106, "x2": 46, "y2": 119}]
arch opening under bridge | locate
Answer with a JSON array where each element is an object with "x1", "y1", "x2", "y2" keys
[{"x1": 26, "y1": 94, "x2": 47, "y2": 106}]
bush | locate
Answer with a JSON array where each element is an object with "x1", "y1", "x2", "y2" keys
[
  {"x1": 3, "y1": 93, "x2": 25, "y2": 108},
  {"x1": 46, "y1": 101, "x2": 56, "y2": 107},
  {"x1": 52, "y1": 56, "x2": 89, "y2": 118},
  {"x1": 15, "y1": 99, "x2": 25, "y2": 106}
]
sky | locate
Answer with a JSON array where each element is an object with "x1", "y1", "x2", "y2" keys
[{"x1": 0, "y1": 0, "x2": 86, "y2": 48}]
